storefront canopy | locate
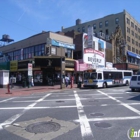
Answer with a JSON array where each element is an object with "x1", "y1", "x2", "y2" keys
[{"x1": 127, "y1": 51, "x2": 140, "y2": 59}]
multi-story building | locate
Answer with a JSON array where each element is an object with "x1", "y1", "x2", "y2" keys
[
  {"x1": 0, "y1": 31, "x2": 75, "y2": 86},
  {"x1": 62, "y1": 10, "x2": 140, "y2": 72}
]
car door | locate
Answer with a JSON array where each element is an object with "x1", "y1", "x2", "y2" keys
[
  {"x1": 130, "y1": 76, "x2": 137, "y2": 88},
  {"x1": 137, "y1": 76, "x2": 140, "y2": 88}
]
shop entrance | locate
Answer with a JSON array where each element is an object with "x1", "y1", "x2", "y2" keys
[{"x1": 42, "y1": 67, "x2": 55, "y2": 86}]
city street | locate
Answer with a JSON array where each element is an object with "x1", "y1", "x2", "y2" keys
[{"x1": 0, "y1": 86, "x2": 140, "y2": 140}]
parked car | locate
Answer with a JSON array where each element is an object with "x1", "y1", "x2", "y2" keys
[{"x1": 129, "y1": 75, "x2": 140, "y2": 91}]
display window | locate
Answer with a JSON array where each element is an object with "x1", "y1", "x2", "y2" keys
[{"x1": 34, "y1": 71, "x2": 43, "y2": 83}]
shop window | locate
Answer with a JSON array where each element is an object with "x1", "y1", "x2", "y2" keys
[
  {"x1": 23, "y1": 46, "x2": 35, "y2": 59},
  {"x1": 128, "y1": 56, "x2": 131, "y2": 63},
  {"x1": 65, "y1": 48, "x2": 72, "y2": 58},
  {"x1": 34, "y1": 44, "x2": 45, "y2": 57},
  {"x1": 13, "y1": 50, "x2": 20, "y2": 60},
  {"x1": 34, "y1": 71, "x2": 43, "y2": 83},
  {"x1": 7, "y1": 52, "x2": 13, "y2": 61}
]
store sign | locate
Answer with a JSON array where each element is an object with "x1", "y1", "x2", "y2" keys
[
  {"x1": 10, "y1": 61, "x2": 18, "y2": 71},
  {"x1": 65, "y1": 60, "x2": 75, "y2": 68},
  {"x1": 28, "y1": 63, "x2": 32, "y2": 76},
  {"x1": 51, "y1": 39, "x2": 75, "y2": 50},
  {"x1": 83, "y1": 33, "x2": 106, "y2": 68},
  {"x1": 18, "y1": 61, "x2": 28, "y2": 69},
  {"x1": 87, "y1": 26, "x2": 93, "y2": 48}
]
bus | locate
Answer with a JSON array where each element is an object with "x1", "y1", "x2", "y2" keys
[{"x1": 83, "y1": 67, "x2": 133, "y2": 88}]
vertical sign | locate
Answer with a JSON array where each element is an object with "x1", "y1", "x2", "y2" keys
[
  {"x1": 87, "y1": 26, "x2": 93, "y2": 48},
  {"x1": 21, "y1": 49, "x2": 23, "y2": 60},
  {"x1": 28, "y1": 63, "x2": 32, "y2": 76}
]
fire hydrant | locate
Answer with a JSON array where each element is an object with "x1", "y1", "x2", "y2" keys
[{"x1": 6, "y1": 83, "x2": 12, "y2": 94}]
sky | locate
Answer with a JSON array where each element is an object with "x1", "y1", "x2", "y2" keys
[{"x1": 0, "y1": 0, "x2": 140, "y2": 44}]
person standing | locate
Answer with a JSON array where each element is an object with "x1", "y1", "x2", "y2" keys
[
  {"x1": 10, "y1": 75, "x2": 14, "y2": 88},
  {"x1": 65, "y1": 74, "x2": 69, "y2": 87},
  {"x1": 31, "y1": 77, "x2": 34, "y2": 87}
]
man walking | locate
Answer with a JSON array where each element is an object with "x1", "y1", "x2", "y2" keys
[{"x1": 65, "y1": 74, "x2": 69, "y2": 87}]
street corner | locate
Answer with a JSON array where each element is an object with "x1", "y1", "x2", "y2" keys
[{"x1": 4, "y1": 116, "x2": 79, "y2": 140}]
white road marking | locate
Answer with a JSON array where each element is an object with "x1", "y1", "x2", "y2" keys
[
  {"x1": 74, "y1": 90, "x2": 94, "y2": 140},
  {"x1": 76, "y1": 90, "x2": 91, "y2": 92},
  {"x1": 126, "y1": 92, "x2": 140, "y2": 94},
  {"x1": 0, "y1": 105, "x2": 77, "y2": 110},
  {"x1": 75, "y1": 116, "x2": 140, "y2": 122},
  {"x1": 0, "y1": 93, "x2": 51, "y2": 130},
  {"x1": 107, "y1": 92, "x2": 125, "y2": 95},
  {"x1": 95, "y1": 97, "x2": 122, "y2": 99},
  {"x1": 97, "y1": 90, "x2": 140, "y2": 115},
  {"x1": 101, "y1": 104, "x2": 108, "y2": 106},
  {"x1": 12, "y1": 97, "x2": 123, "y2": 103},
  {"x1": 0, "y1": 97, "x2": 16, "y2": 103}
]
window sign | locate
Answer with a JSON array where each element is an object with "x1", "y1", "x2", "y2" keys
[{"x1": 51, "y1": 47, "x2": 56, "y2": 55}]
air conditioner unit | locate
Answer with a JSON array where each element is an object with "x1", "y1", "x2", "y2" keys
[{"x1": 98, "y1": 32, "x2": 105, "y2": 39}]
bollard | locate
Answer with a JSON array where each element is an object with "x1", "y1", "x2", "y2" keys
[
  {"x1": 71, "y1": 76, "x2": 74, "y2": 88},
  {"x1": 6, "y1": 84, "x2": 12, "y2": 94}
]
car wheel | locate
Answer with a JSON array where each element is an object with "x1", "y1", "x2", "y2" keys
[
  {"x1": 131, "y1": 88, "x2": 135, "y2": 92},
  {"x1": 125, "y1": 80, "x2": 129, "y2": 86},
  {"x1": 103, "y1": 82, "x2": 107, "y2": 88}
]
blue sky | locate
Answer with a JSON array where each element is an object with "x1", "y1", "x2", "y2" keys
[{"x1": 0, "y1": 0, "x2": 140, "y2": 43}]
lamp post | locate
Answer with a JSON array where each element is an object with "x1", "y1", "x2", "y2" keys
[{"x1": 60, "y1": 56, "x2": 62, "y2": 89}]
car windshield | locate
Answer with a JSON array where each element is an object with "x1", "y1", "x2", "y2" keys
[{"x1": 90, "y1": 72, "x2": 97, "y2": 79}]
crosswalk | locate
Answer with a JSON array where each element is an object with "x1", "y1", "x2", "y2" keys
[{"x1": 0, "y1": 87, "x2": 140, "y2": 140}]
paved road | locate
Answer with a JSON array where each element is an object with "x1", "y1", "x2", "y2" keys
[{"x1": 0, "y1": 86, "x2": 140, "y2": 140}]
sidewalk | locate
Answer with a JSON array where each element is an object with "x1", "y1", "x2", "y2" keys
[{"x1": 0, "y1": 84, "x2": 78, "y2": 98}]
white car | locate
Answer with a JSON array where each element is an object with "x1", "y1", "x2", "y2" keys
[{"x1": 129, "y1": 75, "x2": 140, "y2": 91}]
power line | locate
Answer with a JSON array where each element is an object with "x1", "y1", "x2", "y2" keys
[{"x1": 0, "y1": 15, "x2": 39, "y2": 33}]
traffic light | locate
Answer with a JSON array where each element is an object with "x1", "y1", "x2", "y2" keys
[{"x1": 46, "y1": 47, "x2": 50, "y2": 55}]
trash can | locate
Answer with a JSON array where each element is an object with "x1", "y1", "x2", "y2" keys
[
  {"x1": 77, "y1": 82, "x2": 81, "y2": 88},
  {"x1": 22, "y1": 81, "x2": 26, "y2": 88}
]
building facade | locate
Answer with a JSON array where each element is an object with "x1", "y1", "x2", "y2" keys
[
  {"x1": 0, "y1": 31, "x2": 75, "y2": 86},
  {"x1": 62, "y1": 10, "x2": 140, "y2": 72}
]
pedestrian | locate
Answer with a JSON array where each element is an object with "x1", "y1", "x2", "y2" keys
[
  {"x1": 65, "y1": 74, "x2": 69, "y2": 87},
  {"x1": 31, "y1": 77, "x2": 34, "y2": 87},
  {"x1": 10, "y1": 75, "x2": 14, "y2": 88}
]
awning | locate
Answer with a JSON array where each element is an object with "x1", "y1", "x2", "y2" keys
[{"x1": 127, "y1": 51, "x2": 140, "y2": 59}]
